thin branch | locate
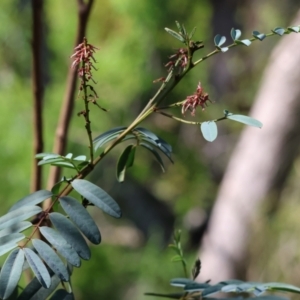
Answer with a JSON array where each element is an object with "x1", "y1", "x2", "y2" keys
[
  {"x1": 31, "y1": 0, "x2": 44, "y2": 192},
  {"x1": 46, "y1": 0, "x2": 94, "y2": 191}
]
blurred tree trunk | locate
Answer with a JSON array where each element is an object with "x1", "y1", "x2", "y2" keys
[{"x1": 197, "y1": 10, "x2": 300, "y2": 282}]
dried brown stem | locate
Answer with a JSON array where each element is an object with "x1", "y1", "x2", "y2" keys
[
  {"x1": 31, "y1": 0, "x2": 44, "y2": 192},
  {"x1": 46, "y1": 0, "x2": 94, "y2": 193}
]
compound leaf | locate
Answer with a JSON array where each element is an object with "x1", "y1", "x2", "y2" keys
[
  {"x1": 71, "y1": 179, "x2": 121, "y2": 218},
  {"x1": 23, "y1": 248, "x2": 51, "y2": 288},
  {"x1": 214, "y1": 34, "x2": 226, "y2": 47},
  {"x1": 230, "y1": 28, "x2": 242, "y2": 40},
  {"x1": 39, "y1": 226, "x2": 81, "y2": 267},
  {"x1": 49, "y1": 212, "x2": 91, "y2": 260},
  {"x1": 0, "y1": 248, "x2": 24, "y2": 300},
  {"x1": 59, "y1": 196, "x2": 101, "y2": 244},
  {"x1": 32, "y1": 239, "x2": 69, "y2": 282},
  {"x1": 252, "y1": 30, "x2": 266, "y2": 41}
]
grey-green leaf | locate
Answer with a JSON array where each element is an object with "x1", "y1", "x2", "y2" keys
[
  {"x1": 272, "y1": 27, "x2": 285, "y2": 36},
  {"x1": 71, "y1": 179, "x2": 121, "y2": 218},
  {"x1": 0, "y1": 233, "x2": 24, "y2": 256},
  {"x1": 230, "y1": 28, "x2": 241, "y2": 40},
  {"x1": 170, "y1": 278, "x2": 195, "y2": 287},
  {"x1": 39, "y1": 226, "x2": 81, "y2": 267},
  {"x1": 49, "y1": 212, "x2": 91, "y2": 260},
  {"x1": 0, "y1": 249, "x2": 24, "y2": 299},
  {"x1": 140, "y1": 143, "x2": 165, "y2": 172},
  {"x1": 9, "y1": 190, "x2": 52, "y2": 212},
  {"x1": 23, "y1": 248, "x2": 51, "y2": 288},
  {"x1": 32, "y1": 239, "x2": 69, "y2": 282},
  {"x1": 236, "y1": 39, "x2": 251, "y2": 46},
  {"x1": 214, "y1": 34, "x2": 226, "y2": 47},
  {"x1": 288, "y1": 26, "x2": 300, "y2": 33},
  {"x1": 226, "y1": 113, "x2": 263, "y2": 128},
  {"x1": 17, "y1": 271, "x2": 60, "y2": 300},
  {"x1": 164, "y1": 27, "x2": 185, "y2": 43},
  {"x1": 252, "y1": 31, "x2": 266, "y2": 41},
  {"x1": 0, "y1": 206, "x2": 42, "y2": 231},
  {"x1": 50, "y1": 289, "x2": 75, "y2": 300},
  {"x1": 59, "y1": 196, "x2": 101, "y2": 244},
  {"x1": 0, "y1": 221, "x2": 31, "y2": 238},
  {"x1": 201, "y1": 121, "x2": 218, "y2": 142},
  {"x1": 116, "y1": 145, "x2": 136, "y2": 182},
  {"x1": 93, "y1": 126, "x2": 127, "y2": 151}
]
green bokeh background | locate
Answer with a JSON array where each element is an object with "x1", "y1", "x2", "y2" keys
[{"x1": 1, "y1": 0, "x2": 300, "y2": 299}]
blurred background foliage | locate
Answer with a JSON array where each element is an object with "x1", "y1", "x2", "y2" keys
[{"x1": 1, "y1": 0, "x2": 300, "y2": 299}]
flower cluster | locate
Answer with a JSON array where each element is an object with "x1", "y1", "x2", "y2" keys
[
  {"x1": 165, "y1": 48, "x2": 188, "y2": 72},
  {"x1": 71, "y1": 37, "x2": 99, "y2": 82},
  {"x1": 182, "y1": 82, "x2": 211, "y2": 116}
]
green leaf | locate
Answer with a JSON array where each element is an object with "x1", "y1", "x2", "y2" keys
[
  {"x1": 23, "y1": 248, "x2": 51, "y2": 288},
  {"x1": 42, "y1": 154, "x2": 61, "y2": 160},
  {"x1": 0, "y1": 233, "x2": 24, "y2": 256},
  {"x1": 0, "y1": 206, "x2": 42, "y2": 231},
  {"x1": 0, "y1": 249, "x2": 24, "y2": 300},
  {"x1": 59, "y1": 196, "x2": 101, "y2": 244},
  {"x1": 225, "y1": 113, "x2": 263, "y2": 128},
  {"x1": 202, "y1": 283, "x2": 225, "y2": 296},
  {"x1": 71, "y1": 179, "x2": 121, "y2": 218},
  {"x1": 214, "y1": 34, "x2": 226, "y2": 47},
  {"x1": 288, "y1": 26, "x2": 300, "y2": 33},
  {"x1": 93, "y1": 126, "x2": 127, "y2": 151},
  {"x1": 236, "y1": 39, "x2": 251, "y2": 46},
  {"x1": 252, "y1": 30, "x2": 266, "y2": 41},
  {"x1": 184, "y1": 282, "x2": 211, "y2": 292},
  {"x1": 189, "y1": 27, "x2": 197, "y2": 39},
  {"x1": 164, "y1": 27, "x2": 185, "y2": 43},
  {"x1": 73, "y1": 155, "x2": 87, "y2": 161},
  {"x1": 49, "y1": 212, "x2": 91, "y2": 260},
  {"x1": 135, "y1": 128, "x2": 173, "y2": 163},
  {"x1": 0, "y1": 221, "x2": 31, "y2": 237},
  {"x1": 230, "y1": 28, "x2": 241, "y2": 40},
  {"x1": 263, "y1": 282, "x2": 300, "y2": 294},
  {"x1": 116, "y1": 145, "x2": 136, "y2": 182},
  {"x1": 17, "y1": 271, "x2": 60, "y2": 300},
  {"x1": 32, "y1": 239, "x2": 69, "y2": 282},
  {"x1": 144, "y1": 292, "x2": 184, "y2": 299},
  {"x1": 175, "y1": 21, "x2": 186, "y2": 37},
  {"x1": 35, "y1": 153, "x2": 60, "y2": 159},
  {"x1": 140, "y1": 143, "x2": 165, "y2": 172},
  {"x1": 200, "y1": 121, "x2": 218, "y2": 142},
  {"x1": 50, "y1": 290, "x2": 75, "y2": 300},
  {"x1": 272, "y1": 27, "x2": 285, "y2": 36},
  {"x1": 170, "y1": 278, "x2": 195, "y2": 287},
  {"x1": 9, "y1": 190, "x2": 52, "y2": 212},
  {"x1": 65, "y1": 153, "x2": 73, "y2": 159},
  {"x1": 39, "y1": 226, "x2": 81, "y2": 267},
  {"x1": 171, "y1": 255, "x2": 183, "y2": 262}
]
